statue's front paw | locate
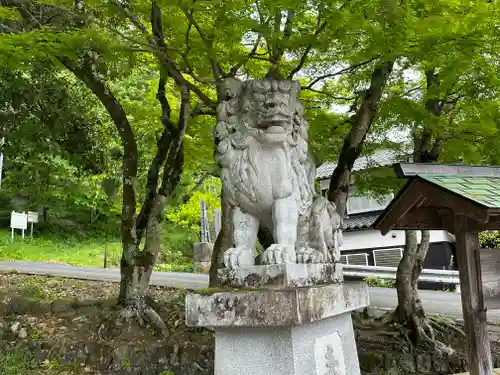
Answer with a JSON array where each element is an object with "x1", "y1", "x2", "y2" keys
[
  {"x1": 297, "y1": 247, "x2": 325, "y2": 264},
  {"x1": 261, "y1": 244, "x2": 296, "y2": 265},
  {"x1": 223, "y1": 248, "x2": 254, "y2": 269}
]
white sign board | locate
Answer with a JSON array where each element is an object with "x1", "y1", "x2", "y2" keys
[
  {"x1": 10, "y1": 211, "x2": 27, "y2": 230},
  {"x1": 27, "y1": 211, "x2": 38, "y2": 223},
  {"x1": 10, "y1": 211, "x2": 27, "y2": 241}
]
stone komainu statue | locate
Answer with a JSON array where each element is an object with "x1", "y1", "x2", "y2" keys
[{"x1": 214, "y1": 78, "x2": 342, "y2": 269}]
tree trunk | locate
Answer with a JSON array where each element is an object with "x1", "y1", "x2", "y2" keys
[
  {"x1": 327, "y1": 61, "x2": 394, "y2": 217},
  {"x1": 395, "y1": 230, "x2": 433, "y2": 344},
  {"x1": 393, "y1": 68, "x2": 452, "y2": 348},
  {"x1": 209, "y1": 189, "x2": 233, "y2": 286},
  {"x1": 117, "y1": 194, "x2": 167, "y2": 332},
  {"x1": 182, "y1": 172, "x2": 209, "y2": 203}
]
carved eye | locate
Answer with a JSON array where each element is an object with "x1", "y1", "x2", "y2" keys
[{"x1": 253, "y1": 93, "x2": 266, "y2": 104}]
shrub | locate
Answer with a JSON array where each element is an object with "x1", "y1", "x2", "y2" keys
[{"x1": 363, "y1": 276, "x2": 396, "y2": 288}]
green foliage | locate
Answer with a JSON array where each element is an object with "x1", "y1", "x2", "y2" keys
[
  {"x1": 2, "y1": 0, "x2": 500, "y2": 282},
  {"x1": 0, "y1": 221, "x2": 195, "y2": 272},
  {"x1": 0, "y1": 348, "x2": 36, "y2": 375},
  {"x1": 167, "y1": 178, "x2": 221, "y2": 231},
  {"x1": 363, "y1": 276, "x2": 396, "y2": 289},
  {"x1": 480, "y1": 231, "x2": 500, "y2": 249},
  {"x1": 0, "y1": 230, "x2": 122, "y2": 268},
  {"x1": 156, "y1": 223, "x2": 197, "y2": 272}
]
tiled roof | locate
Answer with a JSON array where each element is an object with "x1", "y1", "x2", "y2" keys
[
  {"x1": 420, "y1": 174, "x2": 500, "y2": 209},
  {"x1": 343, "y1": 211, "x2": 382, "y2": 231},
  {"x1": 316, "y1": 149, "x2": 409, "y2": 180}
]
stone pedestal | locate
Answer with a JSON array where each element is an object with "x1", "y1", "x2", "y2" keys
[
  {"x1": 218, "y1": 262, "x2": 343, "y2": 288},
  {"x1": 192, "y1": 242, "x2": 213, "y2": 272},
  {"x1": 185, "y1": 266, "x2": 369, "y2": 375}
]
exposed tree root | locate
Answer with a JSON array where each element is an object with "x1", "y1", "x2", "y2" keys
[
  {"x1": 353, "y1": 310, "x2": 461, "y2": 356},
  {"x1": 117, "y1": 296, "x2": 167, "y2": 336},
  {"x1": 429, "y1": 315, "x2": 466, "y2": 338}
]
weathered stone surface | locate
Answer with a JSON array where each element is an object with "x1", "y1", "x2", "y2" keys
[
  {"x1": 185, "y1": 282, "x2": 369, "y2": 328},
  {"x1": 214, "y1": 308, "x2": 362, "y2": 375},
  {"x1": 193, "y1": 242, "x2": 213, "y2": 272},
  {"x1": 214, "y1": 78, "x2": 343, "y2": 269},
  {"x1": 218, "y1": 262, "x2": 343, "y2": 288}
]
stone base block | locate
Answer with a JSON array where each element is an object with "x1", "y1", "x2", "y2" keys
[
  {"x1": 185, "y1": 283, "x2": 368, "y2": 375},
  {"x1": 215, "y1": 312, "x2": 359, "y2": 375},
  {"x1": 186, "y1": 282, "x2": 368, "y2": 327},
  {"x1": 218, "y1": 262, "x2": 343, "y2": 288}
]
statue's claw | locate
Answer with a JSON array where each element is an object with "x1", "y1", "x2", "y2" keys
[
  {"x1": 223, "y1": 248, "x2": 254, "y2": 269},
  {"x1": 296, "y1": 247, "x2": 325, "y2": 264},
  {"x1": 261, "y1": 244, "x2": 296, "y2": 265}
]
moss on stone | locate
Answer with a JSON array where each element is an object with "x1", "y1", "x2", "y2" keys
[{"x1": 194, "y1": 286, "x2": 265, "y2": 296}]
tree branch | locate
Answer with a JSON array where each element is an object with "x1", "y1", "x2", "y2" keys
[
  {"x1": 179, "y1": 15, "x2": 213, "y2": 84},
  {"x1": 306, "y1": 56, "x2": 380, "y2": 89},
  {"x1": 287, "y1": 17, "x2": 327, "y2": 79},
  {"x1": 159, "y1": 84, "x2": 190, "y2": 197},
  {"x1": 58, "y1": 55, "x2": 139, "y2": 255},
  {"x1": 156, "y1": 73, "x2": 176, "y2": 135},
  {"x1": 228, "y1": 34, "x2": 263, "y2": 76},
  {"x1": 267, "y1": 10, "x2": 294, "y2": 78},
  {"x1": 301, "y1": 86, "x2": 356, "y2": 101},
  {"x1": 191, "y1": 102, "x2": 216, "y2": 117},
  {"x1": 135, "y1": 74, "x2": 178, "y2": 241},
  {"x1": 181, "y1": 5, "x2": 223, "y2": 80},
  {"x1": 148, "y1": 1, "x2": 216, "y2": 108}
]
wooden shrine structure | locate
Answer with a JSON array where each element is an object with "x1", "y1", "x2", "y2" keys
[{"x1": 374, "y1": 163, "x2": 500, "y2": 375}]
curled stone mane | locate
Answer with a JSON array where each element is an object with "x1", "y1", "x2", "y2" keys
[
  {"x1": 213, "y1": 78, "x2": 315, "y2": 214},
  {"x1": 213, "y1": 77, "x2": 342, "y2": 269}
]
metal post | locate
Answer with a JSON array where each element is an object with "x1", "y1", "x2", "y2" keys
[
  {"x1": 200, "y1": 200, "x2": 209, "y2": 243},
  {"x1": 214, "y1": 208, "x2": 222, "y2": 237}
]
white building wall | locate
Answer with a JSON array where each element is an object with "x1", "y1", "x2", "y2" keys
[{"x1": 340, "y1": 229, "x2": 454, "y2": 251}]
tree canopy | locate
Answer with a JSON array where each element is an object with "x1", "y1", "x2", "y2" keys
[{"x1": 2, "y1": 0, "x2": 500, "y2": 337}]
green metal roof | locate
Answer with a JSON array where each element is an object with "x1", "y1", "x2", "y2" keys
[{"x1": 419, "y1": 174, "x2": 500, "y2": 209}]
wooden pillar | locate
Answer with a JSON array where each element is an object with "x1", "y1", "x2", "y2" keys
[{"x1": 455, "y1": 214, "x2": 493, "y2": 375}]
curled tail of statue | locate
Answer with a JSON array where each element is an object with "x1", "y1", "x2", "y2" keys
[{"x1": 309, "y1": 196, "x2": 343, "y2": 263}]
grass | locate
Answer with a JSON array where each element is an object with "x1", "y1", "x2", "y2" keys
[
  {"x1": 0, "y1": 348, "x2": 36, "y2": 375},
  {"x1": 0, "y1": 229, "x2": 121, "y2": 268},
  {"x1": 0, "y1": 223, "x2": 197, "y2": 272}
]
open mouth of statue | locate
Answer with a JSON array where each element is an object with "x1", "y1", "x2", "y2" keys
[
  {"x1": 258, "y1": 121, "x2": 286, "y2": 134},
  {"x1": 258, "y1": 114, "x2": 289, "y2": 133}
]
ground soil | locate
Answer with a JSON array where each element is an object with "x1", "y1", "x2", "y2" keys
[
  {"x1": 1, "y1": 273, "x2": 500, "y2": 375},
  {"x1": 0, "y1": 273, "x2": 213, "y2": 375}
]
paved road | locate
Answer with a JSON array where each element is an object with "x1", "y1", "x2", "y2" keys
[{"x1": 2, "y1": 260, "x2": 500, "y2": 323}]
